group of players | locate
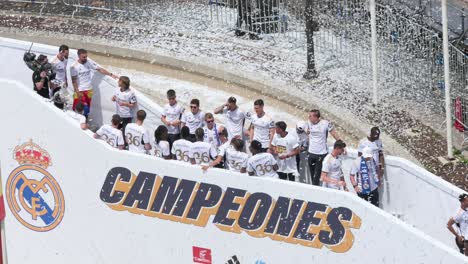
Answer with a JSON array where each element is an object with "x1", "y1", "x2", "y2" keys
[{"x1": 32, "y1": 45, "x2": 386, "y2": 208}]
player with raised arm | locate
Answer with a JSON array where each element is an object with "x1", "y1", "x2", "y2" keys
[
  {"x1": 154, "y1": 125, "x2": 171, "y2": 160},
  {"x1": 214, "y1": 96, "x2": 246, "y2": 140},
  {"x1": 246, "y1": 99, "x2": 275, "y2": 152},
  {"x1": 247, "y1": 140, "x2": 279, "y2": 178},
  {"x1": 161, "y1": 89, "x2": 184, "y2": 149},
  {"x1": 190, "y1": 128, "x2": 218, "y2": 166},
  {"x1": 171, "y1": 126, "x2": 193, "y2": 163},
  {"x1": 70, "y1": 48, "x2": 118, "y2": 117},
  {"x1": 125, "y1": 110, "x2": 151, "y2": 154}
]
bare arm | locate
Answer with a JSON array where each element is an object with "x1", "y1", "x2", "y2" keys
[
  {"x1": 202, "y1": 155, "x2": 223, "y2": 171},
  {"x1": 80, "y1": 123, "x2": 89, "y2": 130},
  {"x1": 97, "y1": 67, "x2": 118, "y2": 79},
  {"x1": 320, "y1": 171, "x2": 344, "y2": 185},
  {"x1": 330, "y1": 129, "x2": 340, "y2": 141},
  {"x1": 447, "y1": 218, "x2": 462, "y2": 240},
  {"x1": 214, "y1": 104, "x2": 227, "y2": 114},
  {"x1": 249, "y1": 124, "x2": 254, "y2": 141},
  {"x1": 269, "y1": 127, "x2": 275, "y2": 146},
  {"x1": 71, "y1": 76, "x2": 79, "y2": 94}
]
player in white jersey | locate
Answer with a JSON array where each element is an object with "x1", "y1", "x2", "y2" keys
[
  {"x1": 321, "y1": 140, "x2": 347, "y2": 190},
  {"x1": 448, "y1": 193, "x2": 468, "y2": 255},
  {"x1": 226, "y1": 138, "x2": 249, "y2": 173},
  {"x1": 125, "y1": 110, "x2": 151, "y2": 154},
  {"x1": 247, "y1": 140, "x2": 279, "y2": 178},
  {"x1": 70, "y1": 48, "x2": 118, "y2": 117},
  {"x1": 350, "y1": 147, "x2": 381, "y2": 206},
  {"x1": 246, "y1": 99, "x2": 275, "y2": 151},
  {"x1": 203, "y1": 113, "x2": 223, "y2": 148},
  {"x1": 271, "y1": 121, "x2": 300, "y2": 181},
  {"x1": 161, "y1": 89, "x2": 184, "y2": 150},
  {"x1": 202, "y1": 127, "x2": 230, "y2": 171},
  {"x1": 153, "y1": 125, "x2": 171, "y2": 159},
  {"x1": 190, "y1": 128, "x2": 218, "y2": 166},
  {"x1": 181, "y1": 98, "x2": 205, "y2": 142},
  {"x1": 111, "y1": 76, "x2": 136, "y2": 133},
  {"x1": 214, "y1": 96, "x2": 246, "y2": 140},
  {"x1": 307, "y1": 109, "x2": 340, "y2": 186},
  {"x1": 358, "y1": 126, "x2": 385, "y2": 178},
  {"x1": 50, "y1": 44, "x2": 69, "y2": 87},
  {"x1": 94, "y1": 114, "x2": 125, "y2": 150},
  {"x1": 172, "y1": 126, "x2": 194, "y2": 163},
  {"x1": 66, "y1": 102, "x2": 88, "y2": 130}
]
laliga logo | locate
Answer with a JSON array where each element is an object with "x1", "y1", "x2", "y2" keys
[{"x1": 6, "y1": 140, "x2": 65, "y2": 232}]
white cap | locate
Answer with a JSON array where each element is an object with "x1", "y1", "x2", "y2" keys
[
  {"x1": 296, "y1": 121, "x2": 307, "y2": 132},
  {"x1": 362, "y1": 147, "x2": 373, "y2": 159}
]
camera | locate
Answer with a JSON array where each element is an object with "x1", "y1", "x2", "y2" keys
[{"x1": 23, "y1": 52, "x2": 56, "y2": 79}]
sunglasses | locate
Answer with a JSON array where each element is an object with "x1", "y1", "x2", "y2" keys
[
  {"x1": 206, "y1": 120, "x2": 214, "y2": 123},
  {"x1": 190, "y1": 105, "x2": 198, "y2": 109}
]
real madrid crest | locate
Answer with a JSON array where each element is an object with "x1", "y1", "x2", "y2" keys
[{"x1": 6, "y1": 139, "x2": 65, "y2": 232}]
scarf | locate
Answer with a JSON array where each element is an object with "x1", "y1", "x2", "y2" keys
[{"x1": 358, "y1": 157, "x2": 379, "y2": 194}]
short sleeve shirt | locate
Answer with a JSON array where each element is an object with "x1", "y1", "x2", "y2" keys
[
  {"x1": 453, "y1": 209, "x2": 468, "y2": 239},
  {"x1": 181, "y1": 111, "x2": 205, "y2": 134},
  {"x1": 171, "y1": 139, "x2": 193, "y2": 163},
  {"x1": 50, "y1": 55, "x2": 68, "y2": 84},
  {"x1": 226, "y1": 148, "x2": 249, "y2": 173},
  {"x1": 358, "y1": 138, "x2": 384, "y2": 165},
  {"x1": 307, "y1": 120, "x2": 334, "y2": 155},
  {"x1": 247, "y1": 153, "x2": 279, "y2": 178},
  {"x1": 32, "y1": 72, "x2": 50, "y2": 98},
  {"x1": 189, "y1": 141, "x2": 217, "y2": 165},
  {"x1": 114, "y1": 89, "x2": 137, "y2": 118},
  {"x1": 222, "y1": 107, "x2": 245, "y2": 139},
  {"x1": 163, "y1": 103, "x2": 185, "y2": 135},
  {"x1": 246, "y1": 112, "x2": 275, "y2": 148},
  {"x1": 321, "y1": 153, "x2": 343, "y2": 190},
  {"x1": 154, "y1": 140, "x2": 170, "y2": 158},
  {"x1": 125, "y1": 123, "x2": 151, "y2": 154},
  {"x1": 70, "y1": 58, "x2": 98, "y2": 91},
  {"x1": 271, "y1": 133, "x2": 299, "y2": 173},
  {"x1": 96, "y1": 124, "x2": 125, "y2": 148}
]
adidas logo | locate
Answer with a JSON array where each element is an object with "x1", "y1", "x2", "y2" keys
[{"x1": 225, "y1": 255, "x2": 240, "y2": 264}]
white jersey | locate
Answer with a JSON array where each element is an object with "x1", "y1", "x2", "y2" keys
[
  {"x1": 154, "y1": 140, "x2": 170, "y2": 158},
  {"x1": 321, "y1": 154, "x2": 343, "y2": 190},
  {"x1": 163, "y1": 103, "x2": 184, "y2": 135},
  {"x1": 50, "y1": 55, "x2": 67, "y2": 84},
  {"x1": 293, "y1": 130, "x2": 309, "y2": 150},
  {"x1": 226, "y1": 148, "x2": 249, "y2": 173},
  {"x1": 114, "y1": 88, "x2": 137, "y2": 118},
  {"x1": 189, "y1": 141, "x2": 217, "y2": 165},
  {"x1": 222, "y1": 107, "x2": 245, "y2": 139},
  {"x1": 217, "y1": 141, "x2": 230, "y2": 157},
  {"x1": 203, "y1": 125, "x2": 222, "y2": 148},
  {"x1": 171, "y1": 139, "x2": 193, "y2": 163},
  {"x1": 271, "y1": 133, "x2": 299, "y2": 174},
  {"x1": 358, "y1": 138, "x2": 384, "y2": 165},
  {"x1": 66, "y1": 110, "x2": 86, "y2": 126},
  {"x1": 307, "y1": 120, "x2": 334, "y2": 155},
  {"x1": 247, "y1": 153, "x2": 278, "y2": 178},
  {"x1": 181, "y1": 111, "x2": 205, "y2": 134},
  {"x1": 96, "y1": 124, "x2": 124, "y2": 148},
  {"x1": 70, "y1": 58, "x2": 99, "y2": 91},
  {"x1": 246, "y1": 112, "x2": 275, "y2": 148},
  {"x1": 453, "y1": 209, "x2": 468, "y2": 239},
  {"x1": 125, "y1": 123, "x2": 151, "y2": 154}
]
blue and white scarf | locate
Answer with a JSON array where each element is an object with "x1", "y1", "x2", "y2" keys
[{"x1": 358, "y1": 157, "x2": 379, "y2": 195}]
